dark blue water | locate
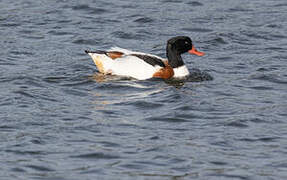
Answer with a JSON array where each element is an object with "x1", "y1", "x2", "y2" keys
[{"x1": 1, "y1": 0, "x2": 287, "y2": 179}]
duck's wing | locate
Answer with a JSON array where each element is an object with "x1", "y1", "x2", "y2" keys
[
  {"x1": 129, "y1": 54, "x2": 165, "y2": 67},
  {"x1": 110, "y1": 47, "x2": 166, "y2": 67},
  {"x1": 86, "y1": 47, "x2": 166, "y2": 67}
]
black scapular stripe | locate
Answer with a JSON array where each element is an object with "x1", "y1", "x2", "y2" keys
[
  {"x1": 85, "y1": 50, "x2": 106, "y2": 54},
  {"x1": 131, "y1": 54, "x2": 165, "y2": 67}
]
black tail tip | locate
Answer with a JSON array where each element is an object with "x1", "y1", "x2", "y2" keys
[{"x1": 84, "y1": 50, "x2": 106, "y2": 54}]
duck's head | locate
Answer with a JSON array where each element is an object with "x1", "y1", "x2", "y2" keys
[
  {"x1": 166, "y1": 36, "x2": 204, "y2": 68},
  {"x1": 167, "y1": 36, "x2": 204, "y2": 56}
]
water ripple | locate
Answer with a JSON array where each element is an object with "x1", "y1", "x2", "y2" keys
[
  {"x1": 249, "y1": 73, "x2": 287, "y2": 84},
  {"x1": 134, "y1": 17, "x2": 154, "y2": 23},
  {"x1": 187, "y1": 1, "x2": 203, "y2": 6},
  {"x1": 71, "y1": 4, "x2": 109, "y2": 15},
  {"x1": 145, "y1": 116, "x2": 190, "y2": 123},
  {"x1": 71, "y1": 152, "x2": 121, "y2": 159},
  {"x1": 238, "y1": 137, "x2": 279, "y2": 143},
  {"x1": 181, "y1": 27, "x2": 213, "y2": 33},
  {"x1": 25, "y1": 165, "x2": 54, "y2": 172},
  {"x1": 112, "y1": 31, "x2": 148, "y2": 40},
  {"x1": 72, "y1": 39, "x2": 100, "y2": 45}
]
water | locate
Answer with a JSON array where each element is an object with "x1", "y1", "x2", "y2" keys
[{"x1": 1, "y1": 0, "x2": 287, "y2": 179}]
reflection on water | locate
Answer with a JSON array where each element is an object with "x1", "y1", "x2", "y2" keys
[
  {"x1": 89, "y1": 72, "x2": 126, "y2": 83},
  {"x1": 90, "y1": 73, "x2": 166, "y2": 107}
]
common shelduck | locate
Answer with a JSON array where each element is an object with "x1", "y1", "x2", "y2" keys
[{"x1": 85, "y1": 36, "x2": 204, "y2": 80}]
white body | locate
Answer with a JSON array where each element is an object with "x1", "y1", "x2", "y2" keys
[{"x1": 87, "y1": 47, "x2": 190, "y2": 80}]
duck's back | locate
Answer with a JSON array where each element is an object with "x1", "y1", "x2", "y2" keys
[{"x1": 87, "y1": 47, "x2": 166, "y2": 80}]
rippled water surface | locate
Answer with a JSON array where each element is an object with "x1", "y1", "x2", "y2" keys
[{"x1": 1, "y1": 0, "x2": 287, "y2": 179}]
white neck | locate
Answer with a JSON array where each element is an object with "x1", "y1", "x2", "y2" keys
[{"x1": 173, "y1": 65, "x2": 190, "y2": 78}]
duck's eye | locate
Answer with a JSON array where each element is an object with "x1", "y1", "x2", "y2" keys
[{"x1": 185, "y1": 41, "x2": 189, "y2": 45}]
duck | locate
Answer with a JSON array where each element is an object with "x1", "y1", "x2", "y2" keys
[{"x1": 85, "y1": 36, "x2": 204, "y2": 80}]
